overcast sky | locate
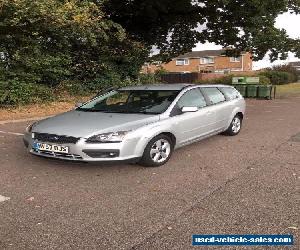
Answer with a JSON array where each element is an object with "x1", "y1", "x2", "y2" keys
[{"x1": 194, "y1": 12, "x2": 300, "y2": 70}]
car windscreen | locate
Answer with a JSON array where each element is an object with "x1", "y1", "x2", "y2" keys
[{"x1": 77, "y1": 90, "x2": 180, "y2": 114}]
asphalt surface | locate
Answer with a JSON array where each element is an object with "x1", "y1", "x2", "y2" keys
[{"x1": 0, "y1": 98, "x2": 299, "y2": 250}]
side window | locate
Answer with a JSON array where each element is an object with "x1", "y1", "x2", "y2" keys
[
  {"x1": 219, "y1": 87, "x2": 240, "y2": 100},
  {"x1": 201, "y1": 87, "x2": 226, "y2": 105},
  {"x1": 177, "y1": 88, "x2": 207, "y2": 109}
]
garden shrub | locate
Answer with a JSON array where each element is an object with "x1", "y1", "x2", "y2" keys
[
  {"x1": 257, "y1": 75, "x2": 271, "y2": 85},
  {"x1": 258, "y1": 71, "x2": 294, "y2": 85},
  {"x1": 0, "y1": 79, "x2": 54, "y2": 106},
  {"x1": 197, "y1": 74, "x2": 234, "y2": 85},
  {"x1": 268, "y1": 65, "x2": 298, "y2": 82}
]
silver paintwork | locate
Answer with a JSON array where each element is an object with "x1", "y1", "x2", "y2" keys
[{"x1": 23, "y1": 84, "x2": 246, "y2": 162}]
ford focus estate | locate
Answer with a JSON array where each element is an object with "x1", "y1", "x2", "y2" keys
[{"x1": 23, "y1": 84, "x2": 245, "y2": 167}]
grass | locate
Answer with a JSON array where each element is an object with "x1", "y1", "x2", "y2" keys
[
  {"x1": 0, "y1": 95, "x2": 92, "y2": 121},
  {"x1": 276, "y1": 82, "x2": 300, "y2": 98}
]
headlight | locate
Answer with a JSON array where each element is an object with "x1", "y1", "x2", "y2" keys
[
  {"x1": 26, "y1": 122, "x2": 37, "y2": 133},
  {"x1": 86, "y1": 131, "x2": 130, "y2": 143}
]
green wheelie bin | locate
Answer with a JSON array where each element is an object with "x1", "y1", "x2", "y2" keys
[
  {"x1": 246, "y1": 85, "x2": 258, "y2": 98},
  {"x1": 258, "y1": 85, "x2": 272, "y2": 99},
  {"x1": 234, "y1": 85, "x2": 247, "y2": 97}
]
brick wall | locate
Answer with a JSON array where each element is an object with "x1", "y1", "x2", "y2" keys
[{"x1": 141, "y1": 52, "x2": 253, "y2": 73}]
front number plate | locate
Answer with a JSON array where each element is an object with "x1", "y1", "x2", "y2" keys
[{"x1": 33, "y1": 142, "x2": 69, "y2": 154}]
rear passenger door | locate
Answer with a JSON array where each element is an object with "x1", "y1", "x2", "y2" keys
[{"x1": 200, "y1": 87, "x2": 232, "y2": 130}]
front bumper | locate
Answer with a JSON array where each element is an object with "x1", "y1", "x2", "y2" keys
[{"x1": 23, "y1": 132, "x2": 144, "y2": 162}]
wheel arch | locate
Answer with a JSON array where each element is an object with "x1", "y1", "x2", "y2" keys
[{"x1": 236, "y1": 112, "x2": 244, "y2": 120}]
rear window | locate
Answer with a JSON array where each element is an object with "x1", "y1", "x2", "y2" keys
[
  {"x1": 201, "y1": 87, "x2": 226, "y2": 105},
  {"x1": 219, "y1": 87, "x2": 240, "y2": 100}
]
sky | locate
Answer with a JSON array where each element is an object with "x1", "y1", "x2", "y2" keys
[{"x1": 194, "y1": 12, "x2": 300, "y2": 70}]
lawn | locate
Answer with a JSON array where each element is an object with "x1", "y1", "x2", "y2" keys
[{"x1": 276, "y1": 82, "x2": 300, "y2": 98}]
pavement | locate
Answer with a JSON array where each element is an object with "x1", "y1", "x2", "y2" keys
[{"x1": 0, "y1": 98, "x2": 299, "y2": 250}]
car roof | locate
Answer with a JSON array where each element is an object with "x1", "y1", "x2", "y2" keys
[
  {"x1": 119, "y1": 83, "x2": 193, "y2": 91},
  {"x1": 119, "y1": 83, "x2": 233, "y2": 91}
]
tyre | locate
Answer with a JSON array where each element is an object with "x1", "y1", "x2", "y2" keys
[
  {"x1": 224, "y1": 114, "x2": 242, "y2": 136},
  {"x1": 139, "y1": 134, "x2": 174, "y2": 167}
]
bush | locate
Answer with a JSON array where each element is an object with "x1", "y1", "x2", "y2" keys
[
  {"x1": 197, "y1": 74, "x2": 234, "y2": 85},
  {"x1": 268, "y1": 64, "x2": 298, "y2": 82},
  {"x1": 0, "y1": 79, "x2": 54, "y2": 106},
  {"x1": 138, "y1": 73, "x2": 159, "y2": 84},
  {"x1": 257, "y1": 75, "x2": 271, "y2": 85},
  {"x1": 258, "y1": 71, "x2": 294, "y2": 85},
  {"x1": 196, "y1": 74, "x2": 271, "y2": 85},
  {"x1": 56, "y1": 74, "x2": 138, "y2": 97}
]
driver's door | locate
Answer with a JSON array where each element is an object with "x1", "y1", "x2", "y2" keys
[{"x1": 170, "y1": 88, "x2": 216, "y2": 146}]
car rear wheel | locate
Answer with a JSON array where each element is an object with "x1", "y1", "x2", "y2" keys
[
  {"x1": 224, "y1": 115, "x2": 242, "y2": 136},
  {"x1": 139, "y1": 134, "x2": 174, "y2": 167}
]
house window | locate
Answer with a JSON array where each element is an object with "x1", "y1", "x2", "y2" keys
[
  {"x1": 176, "y1": 59, "x2": 189, "y2": 66},
  {"x1": 200, "y1": 57, "x2": 214, "y2": 64},
  {"x1": 230, "y1": 56, "x2": 241, "y2": 62}
]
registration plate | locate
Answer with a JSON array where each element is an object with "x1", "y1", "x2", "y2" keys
[{"x1": 33, "y1": 142, "x2": 69, "y2": 154}]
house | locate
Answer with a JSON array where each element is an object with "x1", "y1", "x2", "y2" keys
[{"x1": 142, "y1": 49, "x2": 253, "y2": 74}]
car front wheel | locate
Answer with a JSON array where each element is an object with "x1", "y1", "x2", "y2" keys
[{"x1": 139, "y1": 134, "x2": 174, "y2": 167}]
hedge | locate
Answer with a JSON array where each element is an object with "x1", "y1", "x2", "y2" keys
[{"x1": 0, "y1": 80, "x2": 54, "y2": 106}]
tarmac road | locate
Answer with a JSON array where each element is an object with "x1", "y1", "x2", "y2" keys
[{"x1": 0, "y1": 98, "x2": 299, "y2": 250}]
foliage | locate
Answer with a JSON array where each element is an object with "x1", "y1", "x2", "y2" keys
[
  {"x1": 197, "y1": 75, "x2": 234, "y2": 85},
  {"x1": 138, "y1": 68, "x2": 169, "y2": 84},
  {"x1": 104, "y1": 0, "x2": 300, "y2": 62},
  {"x1": 1, "y1": 0, "x2": 300, "y2": 105},
  {"x1": 266, "y1": 64, "x2": 299, "y2": 82},
  {"x1": 257, "y1": 75, "x2": 271, "y2": 85},
  {"x1": 258, "y1": 71, "x2": 295, "y2": 85},
  {"x1": 0, "y1": 0, "x2": 147, "y2": 104},
  {"x1": 196, "y1": 74, "x2": 271, "y2": 85},
  {"x1": 0, "y1": 79, "x2": 54, "y2": 106},
  {"x1": 138, "y1": 73, "x2": 159, "y2": 84}
]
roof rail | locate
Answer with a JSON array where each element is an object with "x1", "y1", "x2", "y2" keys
[{"x1": 180, "y1": 84, "x2": 195, "y2": 90}]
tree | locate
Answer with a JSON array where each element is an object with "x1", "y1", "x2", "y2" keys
[
  {"x1": 0, "y1": 0, "x2": 147, "y2": 88},
  {"x1": 104, "y1": 0, "x2": 300, "y2": 61}
]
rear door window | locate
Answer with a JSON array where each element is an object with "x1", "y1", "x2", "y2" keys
[{"x1": 201, "y1": 87, "x2": 226, "y2": 105}]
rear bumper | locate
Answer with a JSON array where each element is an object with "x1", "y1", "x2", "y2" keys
[{"x1": 23, "y1": 132, "x2": 144, "y2": 163}]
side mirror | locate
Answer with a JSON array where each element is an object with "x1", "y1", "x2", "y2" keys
[
  {"x1": 181, "y1": 106, "x2": 198, "y2": 113},
  {"x1": 75, "y1": 102, "x2": 83, "y2": 108}
]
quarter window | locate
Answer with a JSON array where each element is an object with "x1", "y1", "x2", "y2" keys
[
  {"x1": 219, "y1": 87, "x2": 240, "y2": 100},
  {"x1": 177, "y1": 89, "x2": 207, "y2": 109},
  {"x1": 201, "y1": 87, "x2": 226, "y2": 105}
]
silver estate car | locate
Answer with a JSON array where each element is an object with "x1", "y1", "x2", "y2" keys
[{"x1": 23, "y1": 84, "x2": 245, "y2": 167}]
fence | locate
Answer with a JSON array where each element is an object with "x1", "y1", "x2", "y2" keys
[{"x1": 160, "y1": 72, "x2": 256, "y2": 84}]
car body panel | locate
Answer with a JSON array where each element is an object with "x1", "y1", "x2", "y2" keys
[{"x1": 34, "y1": 111, "x2": 160, "y2": 138}]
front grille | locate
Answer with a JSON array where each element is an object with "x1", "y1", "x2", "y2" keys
[
  {"x1": 32, "y1": 148, "x2": 83, "y2": 160},
  {"x1": 33, "y1": 133, "x2": 79, "y2": 144}
]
